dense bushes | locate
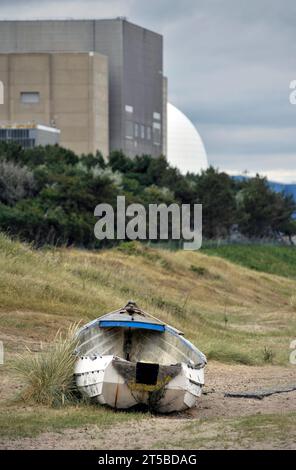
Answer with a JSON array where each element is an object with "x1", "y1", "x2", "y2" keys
[
  {"x1": 0, "y1": 142, "x2": 295, "y2": 247},
  {"x1": 0, "y1": 159, "x2": 35, "y2": 205}
]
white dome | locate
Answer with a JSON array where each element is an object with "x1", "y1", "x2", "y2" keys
[{"x1": 167, "y1": 102, "x2": 208, "y2": 174}]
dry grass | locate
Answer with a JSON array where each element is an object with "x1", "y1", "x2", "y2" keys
[
  {"x1": 1, "y1": 234, "x2": 296, "y2": 365},
  {"x1": 290, "y1": 295, "x2": 296, "y2": 311},
  {"x1": 156, "y1": 412, "x2": 296, "y2": 450}
]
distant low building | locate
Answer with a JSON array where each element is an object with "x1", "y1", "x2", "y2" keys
[{"x1": 0, "y1": 124, "x2": 60, "y2": 148}]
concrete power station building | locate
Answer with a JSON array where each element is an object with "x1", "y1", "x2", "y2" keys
[{"x1": 0, "y1": 18, "x2": 167, "y2": 159}]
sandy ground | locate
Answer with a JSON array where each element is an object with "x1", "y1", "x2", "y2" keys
[
  {"x1": 1, "y1": 362, "x2": 296, "y2": 450},
  {"x1": 193, "y1": 363, "x2": 296, "y2": 419}
]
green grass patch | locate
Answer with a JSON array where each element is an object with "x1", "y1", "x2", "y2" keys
[
  {"x1": 117, "y1": 241, "x2": 172, "y2": 270},
  {"x1": 190, "y1": 265, "x2": 207, "y2": 276},
  {"x1": 203, "y1": 245, "x2": 296, "y2": 279},
  {"x1": 206, "y1": 347, "x2": 255, "y2": 365},
  {"x1": 0, "y1": 405, "x2": 145, "y2": 439}
]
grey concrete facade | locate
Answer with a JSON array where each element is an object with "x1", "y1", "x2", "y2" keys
[{"x1": 0, "y1": 19, "x2": 166, "y2": 158}]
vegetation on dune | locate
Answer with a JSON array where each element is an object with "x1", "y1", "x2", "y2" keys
[{"x1": 1, "y1": 233, "x2": 296, "y2": 367}]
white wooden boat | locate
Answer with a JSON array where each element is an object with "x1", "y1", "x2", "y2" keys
[{"x1": 74, "y1": 301, "x2": 206, "y2": 413}]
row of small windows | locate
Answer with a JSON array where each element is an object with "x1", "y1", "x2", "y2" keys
[
  {"x1": 0, "y1": 129, "x2": 30, "y2": 139},
  {"x1": 0, "y1": 128, "x2": 35, "y2": 148},
  {"x1": 0, "y1": 137, "x2": 35, "y2": 149},
  {"x1": 125, "y1": 121, "x2": 161, "y2": 145},
  {"x1": 125, "y1": 105, "x2": 161, "y2": 122}
]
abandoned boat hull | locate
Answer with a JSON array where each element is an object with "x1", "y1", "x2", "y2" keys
[
  {"x1": 74, "y1": 301, "x2": 206, "y2": 412},
  {"x1": 74, "y1": 355, "x2": 204, "y2": 412}
]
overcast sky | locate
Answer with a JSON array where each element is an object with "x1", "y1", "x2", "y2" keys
[{"x1": 1, "y1": 0, "x2": 296, "y2": 182}]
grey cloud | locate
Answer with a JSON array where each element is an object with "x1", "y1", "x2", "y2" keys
[{"x1": 200, "y1": 125, "x2": 296, "y2": 155}]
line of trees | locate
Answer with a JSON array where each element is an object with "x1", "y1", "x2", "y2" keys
[{"x1": 0, "y1": 142, "x2": 295, "y2": 247}]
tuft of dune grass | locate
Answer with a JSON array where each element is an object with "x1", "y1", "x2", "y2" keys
[{"x1": 12, "y1": 323, "x2": 80, "y2": 407}]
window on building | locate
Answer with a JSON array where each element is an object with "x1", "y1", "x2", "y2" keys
[
  {"x1": 147, "y1": 126, "x2": 152, "y2": 140},
  {"x1": 134, "y1": 123, "x2": 139, "y2": 138},
  {"x1": 141, "y1": 125, "x2": 145, "y2": 139},
  {"x1": 125, "y1": 121, "x2": 134, "y2": 139},
  {"x1": 125, "y1": 105, "x2": 133, "y2": 113},
  {"x1": 153, "y1": 112, "x2": 161, "y2": 120},
  {"x1": 153, "y1": 122, "x2": 161, "y2": 145},
  {"x1": 20, "y1": 92, "x2": 40, "y2": 104}
]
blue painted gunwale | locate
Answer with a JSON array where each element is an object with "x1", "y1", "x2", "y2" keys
[{"x1": 99, "y1": 320, "x2": 165, "y2": 332}]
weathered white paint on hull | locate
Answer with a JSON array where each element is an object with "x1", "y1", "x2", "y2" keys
[{"x1": 74, "y1": 355, "x2": 204, "y2": 413}]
